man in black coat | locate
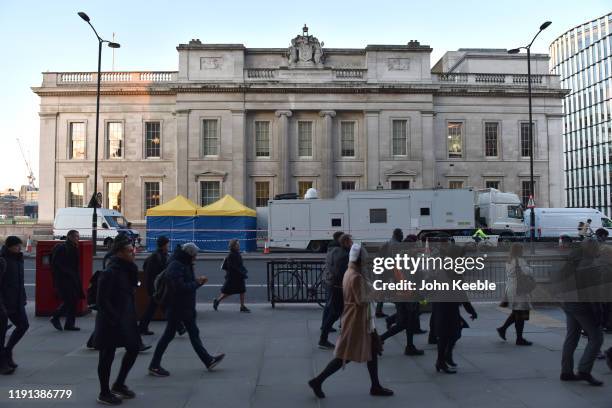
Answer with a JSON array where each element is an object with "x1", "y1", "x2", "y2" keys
[
  {"x1": 93, "y1": 236, "x2": 141, "y2": 405},
  {"x1": 0, "y1": 236, "x2": 29, "y2": 372},
  {"x1": 318, "y1": 233, "x2": 352, "y2": 350},
  {"x1": 50, "y1": 230, "x2": 84, "y2": 331},
  {"x1": 0, "y1": 255, "x2": 14, "y2": 374},
  {"x1": 139, "y1": 236, "x2": 170, "y2": 335},
  {"x1": 148, "y1": 243, "x2": 225, "y2": 377}
]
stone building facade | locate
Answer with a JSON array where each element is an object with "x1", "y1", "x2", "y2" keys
[{"x1": 33, "y1": 27, "x2": 567, "y2": 224}]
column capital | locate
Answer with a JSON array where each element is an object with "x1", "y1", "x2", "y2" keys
[
  {"x1": 275, "y1": 110, "x2": 293, "y2": 118},
  {"x1": 319, "y1": 110, "x2": 336, "y2": 118}
]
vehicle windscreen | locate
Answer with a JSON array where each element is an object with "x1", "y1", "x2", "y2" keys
[
  {"x1": 602, "y1": 218, "x2": 612, "y2": 228},
  {"x1": 508, "y1": 205, "x2": 523, "y2": 219},
  {"x1": 105, "y1": 216, "x2": 128, "y2": 229}
]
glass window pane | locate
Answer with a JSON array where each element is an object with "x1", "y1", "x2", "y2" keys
[
  {"x1": 69, "y1": 123, "x2": 86, "y2": 160},
  {"x1": 298, "y1": 181, "x2": 313, "y2": 198},
  {"x1": 520, "y1": 122, "x2": 534, "y2": 157},
  {"x1": 106, "y1": 122, "x2": 123, "y2": 159},
  {"x1": 144, "y1": 182, "x2": 160, "y2": 211},
  {"x1": 255, "y1": 181, "x2": 270, "y2": 207},
  {"x1": 392, "y1": 120, "x2": 407, "y2": 156},
  {"x1": 68, "y1": 182, "x2": 84, "y2": 207},
  {"x1": 485, "y1": 180, "x2": 500, "y2": 189},
  {"x1": 298, "y1": 121, "x2": 313, "y2": 157},
  {"x1": 449, "y1": 180, "x2": 464, "y2": 189},
  {"x1": 484, "y1": 122, "x2": 498, "y2": 157},
  {"x1": 202, "y1": 120, "x2": 219, "y2": 156},
  {"x1": 390, "y1": 180, "x2": 410, "y2": 190},
  {"x1": 200, "y1": 181, "x2": 220, "y2": 206},
  {"x1": 106, "y1": 182, "x2": 122, "y2": 212},
  {"x1": 255, "y1": 121, "x2": 270, "y2": 157},
  {"x1": 340, "y1": 181, "x2": 356, "y2": 190},
  {"x1": 341, "y1": 122, "x2": 355, "y2": 157},
  {"x1": 447, "y1": 122, "x2": 463, "y2": 158},
  {"x1": 145, "y1": 122, "x2": 161, "y2": 158}
]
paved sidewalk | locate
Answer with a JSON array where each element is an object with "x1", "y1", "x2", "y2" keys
[{"x1": 1, "y1": 303, "x2": 611, "y2": 408}]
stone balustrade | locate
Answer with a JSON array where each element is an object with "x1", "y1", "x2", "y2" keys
[
  {"x1": 55, "y1": 71, "x2": 177, "y2": 84},
  {"x1": 435, "y1": 72, "x2": 550, "y2": 86}
]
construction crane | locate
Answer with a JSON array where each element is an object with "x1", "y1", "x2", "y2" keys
[{"x1": 16, "y1": 138, "x2": 36, "y2": 189}]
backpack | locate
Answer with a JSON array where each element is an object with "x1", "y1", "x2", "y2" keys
[
  {"x1": 153, "y1": 267, "x2": 174, "y2": 306},
  {"x1": 87, "y1": 270, "x2": 102, "y2": 309}
]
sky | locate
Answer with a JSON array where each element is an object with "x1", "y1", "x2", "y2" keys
[{"x1": 0, "y1": 0, "x2": 609, "y2": 192}]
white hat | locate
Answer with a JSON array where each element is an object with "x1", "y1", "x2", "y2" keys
[{"x1": 349, "y1": 243, "x2": 362, "y2": 263}]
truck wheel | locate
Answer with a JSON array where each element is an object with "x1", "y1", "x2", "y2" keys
[{"x1": 308, "y1": 241, "x2": 326, "y2": 253}]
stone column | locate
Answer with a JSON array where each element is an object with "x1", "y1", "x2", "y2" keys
[
  {"x1": 421, "y1": 111, "x2": 435, "y2": 188},
  {"x1": 319, "y1": 110, "x2": 336, "y2": 198},
  {"x1": 365, "y1": 110, "x2": 381, "y2": 189},
  {"x1": 546, "y1": 114, "x2": 564, "y2": 207},
  {"x1": 38, "y1": 112, "x2": 58, "y2": 223},
  {"x1": 275, "y1": 110, "x2": 293, "y2": 194},
  {"x1": 175, "y1": 109, "x2": 190, "y2": 197},
  {"x1": 231, "y1": 110, "x2": 247, "y2": 202}
]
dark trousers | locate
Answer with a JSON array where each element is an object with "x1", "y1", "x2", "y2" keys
[
  {"x1": 562, "y1": 310, "x2": 603, "y2": 374},
  {"x1": 314, "y1": 333, "x2": 381, "y2": 389},
  {"x1": 139, "y1": 296, "x2": 159, "y2": 331},
  {"x1": 98, "y1": 346, "x2": 138, "y2": 395},
  {"x1": 52, "y1": 291, "x2": 77, "y2": 328},
  {"x1": 4, "y1": 306, "x2": 29, "y2": 352},
  {"x1": 150, "y1": 314, "x2": 213, "y2": 368},
  {"x1": 436, "y1": 335, "x2": 457, "y2": 364},
  {"x1": 0, "y1": 310, "x2": 7, "y2": 357},
  {"x1": 380, "y1": 303, "x2": 417, "y2": 346},
  {"x1": 320, "y1": 287, "x2": 343, "y2": 342}
]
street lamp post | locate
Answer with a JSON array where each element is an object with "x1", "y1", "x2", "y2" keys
[
  {"x1": 77, "y1": 12, "x2": 120, "y2": 255},
  {"x1": 508, "y1": 21, "x2": 551, "y2": 248}
]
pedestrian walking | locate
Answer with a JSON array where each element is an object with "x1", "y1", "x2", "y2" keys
[
  {"x1": 213, "y1": 239, "x2": 250, "y2": 313},
  {"x1": 0, "y1": 236, "x2": 29, "y2": 373},
  {"x1": 50, "y1": 230, "x2": 84, "y2": 331},
  {"x1": 319, "y1": 231, "x2": 343, "y2": 334},
  {"x1": 318, "y1": 233, "x2": 352, "y2": 349},
  {"x1": 380, "y1": 302, "x2": 425, "y2": 356},
  {"x1": 0, "y1": 255, "x2": 14, "y2": 375},
  {"x1": 560, "y1": 239, "x2": 604, "y2": 386},
  {"x1": 496, "y1": 243, "x2": 533, "y2": 346},
  {"x1": 139, "y1": 236, "x2": 170, "y2": 335},
  {"x1": 308, "y1": 243, "x2": 393, "y2": 399},
  {"x1": 93, "y1": 236, "x2": 141, "y2": 405},
  {"x1": 149, "y1": 243, "x2": 225, "y2": 377},
  {"x1": 375, "y1": 229, "x2": 403, "y2": 318}
]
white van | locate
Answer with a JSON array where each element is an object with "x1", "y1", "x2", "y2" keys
[
  {"x1": 523, "y1": 208, "x2": 612, "y2": 239},
  {"x1": 53, "y1": 207, "x2": 139, "y2": 248}
]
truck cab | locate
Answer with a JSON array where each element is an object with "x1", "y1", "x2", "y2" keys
[{"x1": 475, "y1": 189, "x2": 526, "y2": 237}]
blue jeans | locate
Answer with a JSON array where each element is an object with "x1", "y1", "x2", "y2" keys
[{"x1": 150, "y1": 314, "x2": 212, "y2": 368}]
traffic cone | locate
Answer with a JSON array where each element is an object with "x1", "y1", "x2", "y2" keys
[
  {"x1": 263, "y1": 240, "x2": 270, "y2": 254},
  {"x1": 25, "y1": 236, "x2": 32, "y2": 253}
]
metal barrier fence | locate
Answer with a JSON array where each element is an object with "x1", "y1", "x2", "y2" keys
[{"x1": 267, "y1": 260, "x2": 327, "y2": 308}]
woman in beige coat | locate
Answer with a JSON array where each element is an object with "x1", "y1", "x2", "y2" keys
[{"x1": 308, "y1": 243, "x2": 393, "y2": 399}]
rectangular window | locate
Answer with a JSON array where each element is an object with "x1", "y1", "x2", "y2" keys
[
  {"x1": 202, "y1": 119, "x2": 219, "y2": 156},
  {"x1": 392, "y1": 120, "x2": 408, "y2": 156},
  {"x1": 484, "y1": 122, "x2": 499, "y2": 157},
  {"x1": 106, "y1": 122, "x2": 123, "y2": 159},
  {"x1": 106, "y1": 182, "x2": 122, "y2": 212},
  {"x1": 521, "y1": 180, "x2": 535, "y2": 206},
  {"x1": 144, "y1": 182, "x2": 161, "y2": 211},
  {"x1": 485, "y1": 180, "x2": 500, "y2": 189},
  {"x1": 255, "y1": 121, "x2": 270, "y2": 157},
  {"x1": 520, "y1": 122, "x2": 534, "y2": 158},
  {"x1": 331, "y1": 218, "x2": 342, "y2": 227},
  {"x1": 420, "y1": 207, "x2": 431, "y2": 216},
  {"x1": 391, "y1": 180, "x2": 410, "y2": 190},
  {"x1": 370, "y1": 208, "x2": 387, "y2": 223},
  {"x1": 449, "y1": 180, "x2": 464, "y2": 189},
  {"x1": 255, "y1": 181, "x2": 270, "y2": 207},
  {"x1": 298, "y1": 121, "x2": 313, "y2": 157},
  {"x1": 340, "y1": 181, "x2": 356, "y2": 191},
  {"x1": 447, "y1": 122, "x2": 463, "y2": 158},
  {"x1": 200, "y1": 181, "x2": 220, "y2": 206},
  {"x1": 69, "y1": 122, "x2": 86, "y2": 160},
  {"x1": 145, "y1": 122, "x2": 161, "y2": 158},
  {"x1": 341, "y1": 121, "x2": 355, "y2": 157},
  {"x1": 68, "y1": 182, "x2": 84, "y2": 207},
  {"x1": 298, "y1": 181, "x2": 313, "y2": 198}
]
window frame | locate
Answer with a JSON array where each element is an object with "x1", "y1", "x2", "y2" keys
[
  {"x1": 254, "y1": 180, "x2": 271, "y2": 207},
  {"x1": 254, "y1": 120, "x2": 271, "y2": 158},
  {"x1": 297, "y1": 120, "x2": 314, "y2": 158},
  {"x1": 448, "y1": 180, "x2": 465, "y2": 189},
  {"x1": 143, "y1": 180, "x2": 162, "y2": 216},
  {"x1": 483, "y1": 121, "x2": 500, "y2": 158},
  {"x1": 297, "y1": 180, "x2": 314, "y2": 198},
  {"x1": 105, "y1": 121, "x2": 124, "y2": 160},
  {"x1": 66, "y1": 180, "x2": 86, "y2": 208},
  {"x1": 201, "y1": 118, "x2": 220, "y2": 158},
  {"x1": 519, "y1": 121, "x2": 536, "y2": 159},
  {"x1": 105, "y1": 180, "x2": 124, "y2": 212},
  {"x1": 199, "y1": 180, "x2": 222, "y2": 206},
  {"x1": 391, "y1": 119, "x2": 409, "y2": 157},
  {"x1": 68, "y1": 121, "x2": 87, "y2": 160},
  {"x1": 447, "y1": 121, "x2": 464, "y2": 159},
  {"x1": 143, "y1": 120, "x2": 163, "y2": 159},
  {"x1": 339, "y1": 180, "x2": 357, "y2": 191},
  {"x1": 340, "y1": 120, "x2": 356, "y2": 158}
]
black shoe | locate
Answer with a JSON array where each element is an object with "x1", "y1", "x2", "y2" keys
[
  {"x1": 140, "y1": 329, "x2": 154, "y2": 336},
  {"x1": 605, "y1": 349, "x2": 612, "y2": 371},
  {"x1": 516, "y1": 338, "x2": 532, "y2": 346},
  {"x1": 576, "y1": 372, "x2": 603, "y2": 386},
  {"x1": 50, "y1": 317, "x2": 63, "y2": 331},
  {"x1": 370, "y1": 386, "x2": 394, "y2": 397},
  {"x1": 0, "y1": 359, "x2": 15, "y2": 375},
  {"x1": 404, "y1": 345, "x2": 425, "y2": 356},
  {"x1": 560, "y1": 372, "x2": 580, "y2": 381},
  {"x1": 213, "y1": 298, "x2": 219, "y2": 311},
  {"x1": 97, "y1": 393, "x2": 122, "y2": 405},
  {"x1": 207, "y1": 353, "x2": 225, "y2": 371},
  {"x1": 177, "y1": 325, "x2": 187, "y2": 336},
  {"x1": 446, "y1": 354, "x2": 457, "y2": 367},
  {"x1": 4, "y1": 351, "x2": 17, "y2": 369},
  {"x1": 111, "y1": 384, "x2": 135, "y2": 399},
  {"x1": 148, "y1": 366, "x2": 170, "y2": 377},
  {"x1": 435, "y1": 362, "x2": 457, "y2": 374},
  {"x1": 496, "y1": 327, "x2": 506, "y2": 341},
  {"x1": 414, "y1": 328, "x2": 427, "y2": 335},
  {"x1": 308, "y1": 379, "x2": 325, "y2": 399},
  {"x1": 318, "y1": 340, "x2": 335, "y2": 350},
  {"x1": 64, "y1": 326, "x2": 81, "y2": 331},
  {"x1": 240, "y1": 305, "x2": 251, "y2": 313},
  {"x1": 138, "y1": 344, "x2": 152, "y2": 353}
]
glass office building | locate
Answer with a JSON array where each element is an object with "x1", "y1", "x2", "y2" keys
[{"x1": 550, "y1": 13, "x2": 612, "y2": 215}]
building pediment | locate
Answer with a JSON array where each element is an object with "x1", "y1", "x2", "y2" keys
[
  {"x1": 385, "y1": 169, "x2": 418, "y2": 178},
  {"x1": 195, "y1": 171, "x2": 227, "y2": 181}
]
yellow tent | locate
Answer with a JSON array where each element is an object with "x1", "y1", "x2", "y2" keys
[
  {"x1": 197, "y1": 194, "x2": 256, "y2": 217},
  {"x1": 146, "y1": 195, "x2": 200, "y2": 217}
]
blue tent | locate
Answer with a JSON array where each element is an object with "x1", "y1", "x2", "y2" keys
[
  {"x1": 145, "y1": 195, "x2": 199, "y2": 251},
  {"x1": 195, "y1": 195, "x2": 257, "y2": 252}
]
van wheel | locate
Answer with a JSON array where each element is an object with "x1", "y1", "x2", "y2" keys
[
  {"x1": 104, "y1": 238, "x2": 113, "y2": 250},
  {"x1": 308, "y1": 241, "x2": 327, "y2": 253}
]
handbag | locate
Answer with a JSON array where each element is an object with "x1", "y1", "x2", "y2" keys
[{"x1": 516, "y1": 261, "x2": 536, "y2": 296}]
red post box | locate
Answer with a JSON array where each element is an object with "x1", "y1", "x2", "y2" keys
[{"x1": 35, "y1": 240, "x2": 93, "y2": 317}]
